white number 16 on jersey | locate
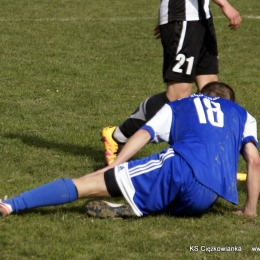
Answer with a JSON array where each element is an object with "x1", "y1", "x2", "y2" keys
[{"x1": 194, "y1": 97, "x2": 224, "y2": 127}]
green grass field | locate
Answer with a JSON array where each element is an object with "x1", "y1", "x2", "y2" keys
[{"x1": 1, "y1": 0, "x2": 260, "y2": 259}]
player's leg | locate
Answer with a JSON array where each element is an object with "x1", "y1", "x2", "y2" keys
[
  {"x1": 102, "y1": 92, "x2": 169, "y2": 165},
  {"x1": 84, "y1": 168, "x2": 137, "y2": 218},
  {"x1": 115, "y1": 91, "x2": 169, "y2": 139},
  {"x1": 166, "y1": 81, "x2": 193, "y2": 101},
  {"x1": 73, "y1": 172, "x2": 110, "y2": 198},
  {"x1": 0, "y1": 178, "x2": 79, "y2": 216},
  {"x1": 0, "y1": 172, "x2": 110, "y2": 217},
  {"x1": 87, "y1": 149, "x2": 216, "y2": 218},
  {"x1": 85, "y1": 148, "x2": 180, "y2": 218},
  {"x1": 111, "y1": 148, "x2": 182, "y2": 215},
  {"x1": 195, "y1": 74, "x2": 218, "y2": 92},
  {"x1": 195, "y1": 17, "x2": 219, "y2": 92}
]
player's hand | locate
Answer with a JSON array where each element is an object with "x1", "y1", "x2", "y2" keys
[
  {"x1": 233, "y1": 209, "x2": 257, "y2": 218},
  {"x1": 154, "y1": 24, "x2": 161, "y2": 39},
  {"x1": 221, "y1": 4, "x2": 242, "y2": 30}
]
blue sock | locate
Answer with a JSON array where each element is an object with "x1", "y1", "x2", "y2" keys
[{"x1": 3, "y1": 178, "x2": 78, "y2": 213}]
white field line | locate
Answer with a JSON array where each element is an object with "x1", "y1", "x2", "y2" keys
[
  {"x1": 0, "y1": 15, "x2": 259, "y2": 22},
  {"x1": 215, "y1": 15, "x2": 260, "y2": 19},
  {"x1": 0, "y1": 17, "x2": 155, "y2": 22}
]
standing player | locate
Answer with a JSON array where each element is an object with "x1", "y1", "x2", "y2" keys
[
  {"x1": 0, "y1": 82, "x2": 259, "y2": 218},
  {"x1": 102, "y1": 0, "x2": 242, "y2": 165}
]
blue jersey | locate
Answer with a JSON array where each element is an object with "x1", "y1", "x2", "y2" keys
[{"x1": 141, "y1": 94, "x2": 258, "y2": 204}]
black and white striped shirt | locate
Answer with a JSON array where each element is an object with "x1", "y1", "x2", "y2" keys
[{"x1": 160, "y1": 0, "x2": 211, "y2": 24}]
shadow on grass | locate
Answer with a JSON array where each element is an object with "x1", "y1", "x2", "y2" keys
[
  {"x1": 11, "y1": 199, "x2": 234, "y2": 219},
  {"x1": 237, "y1": 180, "x2": 247, "y2": 193},
  {"x1": 19, "y1": 206, "x2": 85, "y2": 216},
  {"x1": 3, "y1": 133, "x2": 104, "y2": 164},
  {"x1": 17, "y1": 208, "x2": 221, "y2": 219}
]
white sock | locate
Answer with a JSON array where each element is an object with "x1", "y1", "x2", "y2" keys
[{"x1": 113, "y1": 127, "x2": 128, "y2": 143}]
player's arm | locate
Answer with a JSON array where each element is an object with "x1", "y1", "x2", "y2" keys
[
  {"x1": 91, "y1": 104, "x2": 173, "y2": 175},
  {"x1": 212, "y1": 0, "x2": 242, "y2": 30},
  {"x1": 108, "y1": 104, "x2": 172, "y2": 166},
  {"x1": 235, "y1": 142, "x2": 260, "y2": 217},
  {"x1": 109, "y1": 129, "x2": 151, "y2": 168},
  {"x1": 89, "y1": 129, "x2": 151, "y2": 176},
  {"x1": 109, "y1": 104, "x2": 172, "y2": 166},
  {"x1": 154, "y1": 24, "x2": 161, "y2": 39}
]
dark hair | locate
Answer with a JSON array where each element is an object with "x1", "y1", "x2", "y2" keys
[{"x1": 200, "y1": 81, "x2": 235, "y2": 101}]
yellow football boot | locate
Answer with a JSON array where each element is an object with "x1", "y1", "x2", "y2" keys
[{"x1": 102, "y1": 126, "x2": 123, "y2": 165}]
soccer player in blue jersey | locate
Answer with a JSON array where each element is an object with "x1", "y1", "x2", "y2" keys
[{"x1": 1, "y1": 82, "x2": 259, "y2": 218}]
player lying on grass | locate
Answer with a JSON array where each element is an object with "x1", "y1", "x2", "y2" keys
[{"x1": 1, "y1": 82, "x2": 260, "y2": 218}]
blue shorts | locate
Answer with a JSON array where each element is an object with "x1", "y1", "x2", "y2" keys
[{"x1": 114, "y1": 148, "x2": 218, "y2": 216}]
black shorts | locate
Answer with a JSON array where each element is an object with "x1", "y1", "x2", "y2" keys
[
  {"x1": 160, "y1": 17, "x2": 218, "y2": 83},
  {"x1": 104, "y1": 168, "x2": 122, "y2": 197}
]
